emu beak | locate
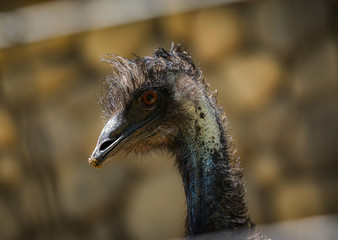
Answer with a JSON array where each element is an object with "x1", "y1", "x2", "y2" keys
[
  {"x1": 89, "y1": 92, "x2": 167, "y2": 168},
  {"x1": 89, "y1": 114, "x2": 127, "y2": 168},
  {"x1": 88, "y1": 108, "x2": 160, "y2": 168}
]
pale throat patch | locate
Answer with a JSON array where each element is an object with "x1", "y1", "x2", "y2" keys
[{"x1": 181, "y1": 96, "x2": 223, "y2": 158}]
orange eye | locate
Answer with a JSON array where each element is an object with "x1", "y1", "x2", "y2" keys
[{"x1": 141, "y1": 91, "x2": 159, "y2": 106}]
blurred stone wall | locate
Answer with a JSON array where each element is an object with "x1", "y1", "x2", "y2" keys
[{"x1": 0, "y1": 0, "x2": 338, "y2": 240}]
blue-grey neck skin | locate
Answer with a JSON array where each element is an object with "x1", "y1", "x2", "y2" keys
[{"x1": 173, "y1": 96, "x2": 252, "y2": 235}]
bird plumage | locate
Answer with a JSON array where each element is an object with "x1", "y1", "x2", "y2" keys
[{"x1": 89, "y1": 44, "x2": 263, "y2": 238}]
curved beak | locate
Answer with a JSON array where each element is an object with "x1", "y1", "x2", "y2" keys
[
  {"x1": 89, "y1": 90, "x2": 169, "y2": 168},
  {"x1": 88, "y1": 108, "x2": 162, "y2": 168},
  {"x1": 89, "y1": 114, "x2": 126, "y2": 168}
]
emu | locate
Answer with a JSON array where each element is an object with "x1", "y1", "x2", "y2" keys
[{"x1": 89, "y1": 44, "x2": 265, "y2": 239}]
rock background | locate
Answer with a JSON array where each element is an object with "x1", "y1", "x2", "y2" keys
[{"x1": 0, "y1": 0, "x2": 338, "y2": 239}]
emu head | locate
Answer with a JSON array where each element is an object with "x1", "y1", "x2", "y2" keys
[{"x1": 89, "y1": 44, "x2": 213, "y2": 168}]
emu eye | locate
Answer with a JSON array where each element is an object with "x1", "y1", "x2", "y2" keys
[{"x1": 141, "y1": 91, "x2": 159, "y2": 107}]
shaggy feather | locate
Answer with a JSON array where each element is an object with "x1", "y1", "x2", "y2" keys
[{"x1": 95, "y1": 44, "x2": 266, "y2": 238}]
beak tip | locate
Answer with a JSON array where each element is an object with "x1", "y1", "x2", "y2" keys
[{"x1": 88, "y1": 157, "x2": 103, "y2": 169}]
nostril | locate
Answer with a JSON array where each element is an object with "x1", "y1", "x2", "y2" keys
[{"x1": 99, "y1": 140, "x2": 114, "y2": 151}]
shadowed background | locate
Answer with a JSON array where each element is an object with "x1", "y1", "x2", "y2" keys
[{"x1": 0, "y1": 0, "x2": 338, "y2": 239}]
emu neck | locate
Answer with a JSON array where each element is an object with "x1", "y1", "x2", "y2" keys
[{"x1": 174, "y1": 97, "x2": 251, "y2": 235}]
